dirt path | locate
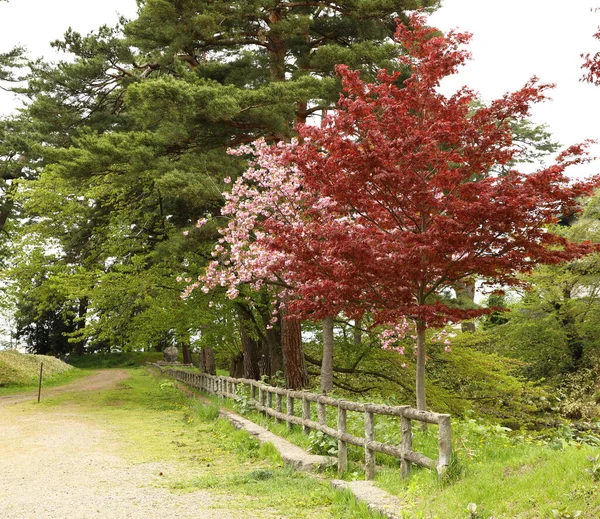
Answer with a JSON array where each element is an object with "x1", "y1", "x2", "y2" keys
[
  {"x1": 0, "y1": 369, "x2": 130, "y2": 407},
  {"x1": 0, "y1": 370, "x2": 258, "y2": 519}
]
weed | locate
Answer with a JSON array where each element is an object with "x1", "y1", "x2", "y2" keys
[
  {"x1": 158, "y1": 379, "x2": 176, "y2": 392},
  {"x1": 307, "y1": 430, "x2": 338, "y2": 456},
  {"x1": 234, "y1": 395, "x2": 256, "y2": 414},
  {"x1": 191, "y1": 400, "x2": 220, "y2": 422},
  {"x1": 258, "y1": 441, "x2": 283, "y2": 465},
  {"x1": 585, "y1": 455, "x2": 600, "y2": 481},
  {"x1": 550, "y1": 507, "x2": 582, "y2": 518}
]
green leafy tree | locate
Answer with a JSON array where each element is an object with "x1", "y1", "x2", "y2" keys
[{"x1": 10, "y1": 0, "x2": 438, "y2": 368}]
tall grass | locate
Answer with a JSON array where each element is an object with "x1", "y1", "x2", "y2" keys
[{"x1": 0, "y1": 350, "x2": 73, "y2": 386}]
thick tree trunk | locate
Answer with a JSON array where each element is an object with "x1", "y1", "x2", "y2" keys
[
  {"x1": 265, "y1": 322, "x2": 283, "y2": 376},
  {"x1": 415, "y1": 320, "x2": 427, "y2": 413},
  {"x1": 268, "y1": 8, "x2": 285, "y2": 82},
  {"x1": 198, "y1": 348, "x2": 207, "y2": 372},
  {"x1": 179, "y1": 335, "x2": 193, "y2": 365},
  {"x1": 256, "y1": 297, "x2": 284, "y2": 377},
  {"x1": 202, "y1": 347, "x2": 216, "y2": 375},
  {"x1": 230, "y1": 353, "x2": 244, "y2": 378},
  {"x1": 281, "y1": 310, "x2": 309, "y2": 389},
  {"x1": 235, "y1": 303, "x2": 261, "y2": 380},
  {"x1": 321, "y1": 316, "x2": 334, "y2": 393}
]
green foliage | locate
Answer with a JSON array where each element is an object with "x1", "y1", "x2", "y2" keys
[
  {"x1": 585, "y1": 455, "x2": 600, "y2": 482},
  {"x1": 67, "y1": 351, "x2": 165, "y2": 368},
  {"x1": 554, "y1": 367, "x2": 600, "y2": 420},
  {"x1": 426, "y1": 332, "x2": 551, "y2": 424},
  {"x1": 307, "y1": 431, "x2": 338, "y2": 456}
]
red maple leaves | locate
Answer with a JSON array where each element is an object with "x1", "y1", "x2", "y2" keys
[{"x1": 202, "y1": 11, "x2": 598, "y2": 333}]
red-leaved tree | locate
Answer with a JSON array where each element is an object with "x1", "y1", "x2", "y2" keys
[
  {"x1": 199, "y1": 13, "x2": 598, "y2": 408},
  {"x1": 266, "y1": 13, "x2": 599, "y2": 410},
  {"x1": 582, "y1": 9, "x2": 600, "y2": 85}
]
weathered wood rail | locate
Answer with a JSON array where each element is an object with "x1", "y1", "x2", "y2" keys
[{"x1": 155, "y1": 366, "x2": 452, "y2": 479}]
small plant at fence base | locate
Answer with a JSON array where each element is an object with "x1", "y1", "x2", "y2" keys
[
  {"x1": 585, "y1": 455, "x2": 600, "y2": 481},
  {"x1": 308, "y1": 431, "x2": 338, "y2": 456},
  {"x1": 551, "y1": 508, "x2": 583, "y2": 519}
]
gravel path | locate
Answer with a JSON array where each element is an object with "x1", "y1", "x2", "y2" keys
[{"x1": 0, "y1": 370, "x2": 256, "y2": 519}]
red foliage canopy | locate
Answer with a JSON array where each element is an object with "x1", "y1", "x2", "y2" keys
[{"x1": 268, "y1": 13, "x2": 599, "y2": 328}]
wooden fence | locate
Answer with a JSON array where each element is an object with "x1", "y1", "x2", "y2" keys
[{"x1": 155, "y1": 366, "x2": 452, "y2": 479}]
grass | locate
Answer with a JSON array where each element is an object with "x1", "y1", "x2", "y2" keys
[
  {"x1": 0, "y1": 349, "x2": 72, "y2": 385},
  {"x1": 370, "y1": 421, "x2": 600, "y2": 519},
  {"x1": 33, "y1": 367, "x2": 387, "y2": 519},
  {"x1": 182, "y1": 377, "x2": 600, "y2": 519},
  {"x1": 0, "y1": 350, "x2": 90, "y2": 395}
]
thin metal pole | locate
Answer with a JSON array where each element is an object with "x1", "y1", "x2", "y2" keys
[{"x1": 37, "y1": 362, "x2": 43, "y2": 403}]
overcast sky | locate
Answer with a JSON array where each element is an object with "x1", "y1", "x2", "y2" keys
[{"x1": 1, "y1": 0, "x2": 599, "y2": 175}]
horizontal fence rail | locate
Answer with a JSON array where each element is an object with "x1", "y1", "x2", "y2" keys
[{"x1": 154, "y1": 365, "x2": 451, "y2": 480}]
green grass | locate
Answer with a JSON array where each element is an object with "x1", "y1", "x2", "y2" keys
[
  {"x1": 0, "y1": 350, "x2": 87, "y2": 393},
  {"x1": 189, "y1": 380, "x2": 600, "y2": 519},
  {"x1": 371, "y1": 424, "x2": 600, "y2": 519},
  {"x1": 35, "y1": 367, "x2": 387, "y2": 518}
]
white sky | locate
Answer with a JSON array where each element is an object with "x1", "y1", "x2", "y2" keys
[
  {"x1": 0, "y1": 0, "x2": 599, "y2": 176},
  {"x1": 430, "y1": 0, "x2": 600, "y2": 176}
]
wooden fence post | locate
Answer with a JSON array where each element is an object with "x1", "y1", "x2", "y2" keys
[
  {"x1": 364, "y1": 411, "x2": 375, "y2": 480},
  {"x1": 287, "y1": 395, "x2": 294, "y2": 432},
  {"x1": 437, "y1": 415, "x2": 452, "y2": 475},
  {"x1": 302, "y1": 396, "x2": 311, "y2": 434},
  {"x1": 401, "y1": 415, "x2": 412, "y2": 478},
  {"x1": 259, "y1": 386, "x2": 266, "y2": 415},
  {"x1": 337, "y1": 405, "x2": 347, "y2": 473},
  {"x1": 318, "y1": 399, "x2": 327, "y2": 426},
  {"x1": 276, "y1": 393, "x2": 282, "y2": 424}
]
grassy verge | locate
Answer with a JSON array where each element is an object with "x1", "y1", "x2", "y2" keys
[
  {"x1": 181, "y1": 382, "x2": 600, "y2": 519},
  {"x1": 0, "y1": 350, "x2": 90, "y2": 396},
  {"x1": 375, "y1": 426, "x2": 600, "y2": 519},
  {"x1": 36, "y1": 367, "x2": 387, "y2": 519}
]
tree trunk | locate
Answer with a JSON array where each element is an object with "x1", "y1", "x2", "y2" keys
[
  {"x1": 74, "y1": 297, "x2": 88, "y2": 357},
  {"x1": 281, "y1": 310, "x2": 308, "y2": 389},
  {"x1": 198, "y1": 348, "x2": 207, "y2": 372},
  {"x1": 415, "y1": 320, "x2": 427, "y2": 413},
  {"x1": 321, "y1": 316, "x2": 334, "y2": 393},
  {"x1": 180, "y1": 338, "x2": 192, "y2": 365},
  {"x1": 256, "y1": 296, "x2": 284, "y2": 377},
  {"x1": 230, "y1": 353, "x2": 244, "y2": 378},
  {"x1": 203, "y1": 347, "x2": 216, "y2": 375},
  {"x1": 235, "y1": 303, "x2": 261, "y2": 380},
  {"x1": 353, "y1": 317, "x2": 363, "y2": 346},
  {"x1": 268, "y1": 8, "x2": 285, "y2": 82},
  {"x1": 455, "y1": 277, "x2": 476, "y2": 332}
]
